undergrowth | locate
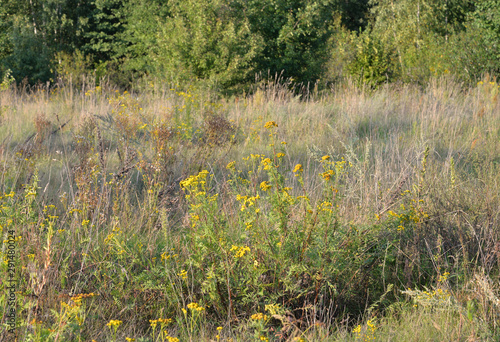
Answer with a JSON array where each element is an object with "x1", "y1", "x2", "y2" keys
[{"x1": 0, "y1": 76, "x2": 499, "y2": 341}]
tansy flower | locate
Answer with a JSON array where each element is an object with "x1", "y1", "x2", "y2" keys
[
  {"x1": 107, "y1": 319, "x2": 122, "y2": 327},
  {"x1": 264, "y1": 121, "x2": 278, "y2": 129},
  {"x1": 260, "y1": 181, "x2": 272, "y2": 191},
  {"x1": 293, "y1": 164, "x2": 303, "y2": 173},
  {"x1": 251, "y1": 313, "x2": 268, "y2": 320}
]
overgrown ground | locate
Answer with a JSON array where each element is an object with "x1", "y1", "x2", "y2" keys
[{"x1": 1, "y1": 76, "x2": 499, "y2": 341}]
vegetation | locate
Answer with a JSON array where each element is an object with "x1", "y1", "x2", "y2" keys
[
  {"x1": 0, "y1": 0, "x2": 499, "y2": 340},
  {"x1": 0, "y1": 75, "x2": 499, "y2": 340},
  {"x1": 0, "y1": 0, "x2": 498, "y2": 89}
]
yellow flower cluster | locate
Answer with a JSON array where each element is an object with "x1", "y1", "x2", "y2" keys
[
  {"x1": 264, "y1": 121, "x2": 278, "y2": 129},
  {"x1": 251, "y1": 312, "x2": 269, "y2": 321},
  {"x1": 438, "y1": 272, "x2": 450, "y2": 282},
  {"x1": 293, "y1": 164, "x2": 303, "y2": 173},
  {"x1": 187, "y1": 302, "x2": 205, "y2": 312},
  {"x1": 261, "y1": 158, "x2": 273, "y2": 170},
  {"x1": 236, "y1": 194, "x2": 260, "y2": 212},
  {"x1": 70, "y1": 293, "x2": 96, "y2": 305},
  {"x1": 180, "y1": 170, "x2": 209, "y2": 191},
  {"x1": 353, "y1": 319, "x2": 376, "y2": 341},
  {"x1": 320, "y1": 169, "x2": 334, "y2": 181},
  {"x1": 178, "y1": 269, "x2": 188, "y2": 280},
  {"x1": 149, "y1": 318, "x2": 172, "y2": 328},
  {"x1": 260, "y1": 181, "x2": 272, "y2": 191},
  {"x1": 230, "y1": 245, "x2": 251, "y2": 258},
  {"x1": 317, "y1": 201, "x2": 333, "y2": 213},
  {"x1": 106, "y1": 319, "x2": 123, "y2": 327}
]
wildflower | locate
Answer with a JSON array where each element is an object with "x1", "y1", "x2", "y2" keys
[
  {"x1": 230, "y1": 245, "x2": 251, "y2": 258},
  {"x1": 260, "y1": 181, "x2": 272, "y2": 191},
  {"x1": 322, "y1": 155, "x2": 330, "y2": 161},
  {"x1": 264, "y1": 121, "x2": 278, "y2": 129},
  {"x1": 438, "y1": 272, "x2": 450, "y2": 282},
  {"x1": 251, "y1": 313, "x2": 268, "y2": 321},
  {"x1": 107, "y1": 319, "x2": 122, "y2": 327},
  {"x1": 276, "y1": 152, "x2": 285, "y2": 158},
  {"x1": 261, "y1": 158, "x2": 272, "y2": 170},
  {"x1": 226, "y1": 161, "x2": 236, "y2": 170},
  {"x1": 126, "y1": 338, "x2": 135, "y2": 342},
  {"x1": 178, "y1": 269, "x2": 188, "y2": 280},
  {"x1": 187, "y1": 302, "x2": 205, "y2": 312},
  {"x1": 293, "y1": 164, "x2": 303, "y2": 173},
  {"x1": 320, "y1": 170, "x2": 334, "y2": 181}
]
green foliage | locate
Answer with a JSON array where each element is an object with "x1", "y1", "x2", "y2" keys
[
  {"x1": 152, "y1": 0, "x2": 262, "y2": 90},
  {"x1": 245, "y1": 0, "x2": 338, "y2": 84},
  {"x1": 348, "y1": 31, "x2": 391, "y2": 87},
  {"x1": 83, "y1": 0, "x2": 126, "y2": 63},
  {"x1": 2, "y1": 23, "x2": 54, "y2": 84}
]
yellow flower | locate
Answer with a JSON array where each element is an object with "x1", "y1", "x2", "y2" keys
[
  {"x1": 106, "y1": 319, "x2": 122, "y2": 327},
  {"x1": 126, "y1": 338, "x2": 135, "y2": 342},
  {"x1": 178, "y1": 269, "x2": 188, "y2": 280},
  {"x1": 231, "y1": 245, "x2": 251, "y2": 258},
  {"x1": 276, "y1": 152, "x2": 285, "y2": 158},
  {"x1": 226, "y1": 161, "x2": 236, "y2": 169},
  {"x1": 251, "y1": 313, "x2": 268, "y2": 321},
  {"x1": 261, "y1": 158, "x2": 272, "y2": 170},
  {"x1": 320, "y1": 170, "x2": 334, "y2": 181},
  {"x1": 260, "y1": 181, "x2": 272, "y2": 191},
  {"x1": 293, "y1": 164, "x2": 303, "y2": 173},
  {"x1": 264, "y1": 121, "x2": 278, "y2": 129},
  {"x1": 321, "y1": 155, "x2": 330, "y2": 161}
]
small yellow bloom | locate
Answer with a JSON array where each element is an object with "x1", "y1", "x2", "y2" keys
[
  {"x1": 251, "y1": 313, "x2": 268, "y2": 321},
  {"x1": 322, "y1": 155, "x2": 330, "y2": 161},
  {"x1": 293, "y1": 164, "x2": 303, "y2": 173},
  {"x1": 106, "y1": 319, "x2": 123, "y2": 327},
  {"x1": 260, "y1": 181, "x2": 272, "y2": 191},
  {"x1": 264, "y1": 121, "x2": 278, "y2": 129}
]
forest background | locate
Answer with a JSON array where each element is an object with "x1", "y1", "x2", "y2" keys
[{"x1": 0, "y1": 0, "x2": 499, "y2": 90}]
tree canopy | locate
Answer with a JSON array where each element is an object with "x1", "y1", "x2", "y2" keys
[{"x1": 0, "y1": 0, "x2": 497, "y2": 89}]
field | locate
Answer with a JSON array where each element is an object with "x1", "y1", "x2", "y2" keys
[{"x1": 1, "y1": 76, "x2": 499, "y2": 341}]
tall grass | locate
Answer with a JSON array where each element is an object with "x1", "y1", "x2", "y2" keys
[{"x1": 0, "y1": 75, "x2": 499, "y2": 341}]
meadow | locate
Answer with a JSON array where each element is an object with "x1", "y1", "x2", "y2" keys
[{"x1": 0, "y1": 75, "x2": 499, "y2": 341}]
